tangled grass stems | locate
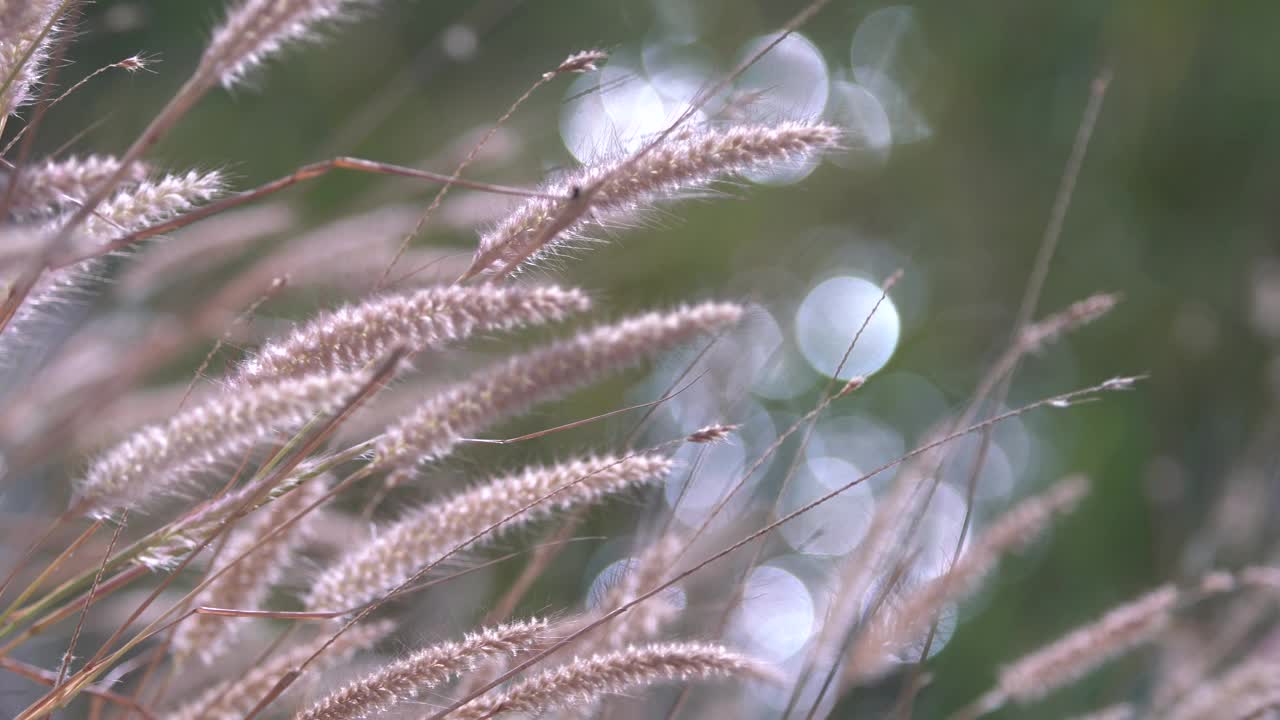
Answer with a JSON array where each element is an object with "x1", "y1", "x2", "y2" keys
[
  {"x1": 0, "y1": 1, "x2": 1205, "y2": 718},
  {"x1": 420, "y1": 377, "x2": 1144, "y2": 720}
]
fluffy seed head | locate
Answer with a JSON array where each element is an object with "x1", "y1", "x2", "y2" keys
[
  {"x1": 1, "y1": 168, "x2": 222, "y2": 393},
  {"x1": 294, "y1": 618, "x2": 548, "y2": 720},
  {"x1": 849, "y1": 475, "x2": 1090, "y2": 681},
  {"x1": 162, "y1": 621, "x2": 392, "y2": 720},
  {"x1": 306, "y1": 454, "x2": 672, "y2": 613},
  {"x1": 451, "y1": 642, "x2": 769, "y2": 719},
  {"x1": 0, "y1": 1, "x2": 61, "y2": 115},
  {"x1": 172, "y1": 478, "x2": 329, "y2": 664},
  {"x1": 79, "y1": 169, "x2": 224, "y2": 242},
  {"x1": 463, "y1": 122, "x2": 841, "y2": 279},
  {"x1": 373, "y1": 302, "x2": 743, "y2": 472},
  {"x1": 585, "y1": 532, "x2": 688, "y2": 652},
  {"x1": 135, "y1": 468, "x2": 314, "y2": 570},
  {"x1": 238, "y1": 284, "x2": 590, "y2": 385},
  {"x1": 1167, "y1": 659, "x2": 1280, "y2": 720},
  {"x1": 993, "y1": 585, "x2": 1180, "y2": 706},
  {"x1": 3, "y1": 155, "x2": 150, "y2": 216},
  {"x1": 548, "y1": 49, "x2": 608, "y2": 78},
  {"x1": 1019, "y1": 293, "x2": 1120, "y2": 352},
  {"x1": 203, "y1": 0, "x2": 372, "y2": 88},
  {"x1": 78, "y1": 370, "x2": 369, "y2": 516}
]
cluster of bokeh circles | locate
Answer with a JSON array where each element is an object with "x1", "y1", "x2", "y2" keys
[{"x1": 563, "y1": 5, "x2": 1043, "y2": 711}]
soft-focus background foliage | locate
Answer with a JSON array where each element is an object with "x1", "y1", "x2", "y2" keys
[{"x1": 11, "y1": 0, "x2": 1278, "y2": 716}]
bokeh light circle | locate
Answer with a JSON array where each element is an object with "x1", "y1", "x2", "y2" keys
[
  {"x1": 730, "y1": 565, "x2": 815, "y2": 661},
  {"x1": 777, "y1": 456, "x2": 875, "y2": 556},
  {"x1": 795, "y1": 276, "x2": 901, "y2": 379}
]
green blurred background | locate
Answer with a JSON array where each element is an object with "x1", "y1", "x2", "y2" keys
[{"x1": 19, "y1": 0, "x2": 1279, "y2": 716}]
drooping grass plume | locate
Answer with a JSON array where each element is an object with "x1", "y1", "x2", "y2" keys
[
  {"x1": 686, "y1": 423, "x2": 739, "y2": 444},
  {"x1": 1, "y1": 169, "x2": 224, "y2": 384},
  {"x1": 586, "y1": 532, "x2": 688, "y2": 651},
  {"x1": 306, "y1": 453, "x2": 672, "y2": 614},
  {"x1": 961, "y1": 585, "x2": 1180, "y2": 718},
  {"x1": 237, "y1": 284, "x2": 591, "y2": 385},
  {"x1": 449, "y1": 642, "x2": 769, "y2": 719},
  {"x1": 548, "y1": 49, "x2": 609, "y2": 77},
  {"x1": 119, "y1": 203, "x2": 296, "y2": 299},
  {"x1": 77, "y1": 369, "x2": 369, "y2": 516},
  {"x1": 161, "y1": 621, "x2": 392, "y2": 720},
  {"x1": 77, "y1": 169, "x2": 225, "y2": 242},
  {"x1": 172, "y1": 477, "x2": 330, "y2": 665},
  {"x1": 4, "y1": 155, "x2": 149, "y2": 216},
  {"x1": 1018, "y1": 292, "x2": 1119, "y2": 353},
  {"x1": 1067, "y1": 704, "x2": 1135, "y2": 720},
  {"x1": 373, "y1": 302, "x2": 743, "y2": 473},
  {"x1": 1166, "y1": 658, "x2": 1280, "y2": 720},
  {"x1": 461, "y1": 122, "x2": 841, "y2": 279},
  {"x1": 849, "y1": 475, "x2": 1090, "y2": 681},
  {"x1": 203, "y1": 0, "x2": 374, "y2": 88},
  {"x1": 0, "y1": 1, "x2": 62, "y2": 116},
  {"x1": 135, "y1": 465, "x2": 319, "y2": 570},
  {"x1": 246, "y1": 203, "x2": 467, "y2": 283},
  {"x1": 294, "y1": 618, "x2": 548, "y2": 720}
]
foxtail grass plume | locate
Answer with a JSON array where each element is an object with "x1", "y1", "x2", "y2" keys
[
  {"x1": 172, "y1": 478, "x2": 330, "y2": 665},
  {"x1": 1068, "y1": 704, "x2": 1136, "y2": 720},
  {"x1": 0, "y1": 1, "x2": 62, "y2": 115},
  {"x1": 162, "y1": 621, "x2": 393, "y2": 720},
  {"x1": 119, "y1": 203, "x2": 297, "y2": 298},
  {"x1": 547, "y1": 49, "x2": 609, "y2": 78},
  {"x1": 135, "y1": 464, "x2": 321, "y2": 569},
  {"x1": 78, "y1": 369, "x2": 369, "y2": 516},
  {"x1": 204, "y1": 0, "x2": 374, "y2": 88},
  {"x1": 1166, "y1": 658, "x2": 1280, "y2": 720},
  {"x1": 77, "y1": 169, "x2": 224, "y2": 242},
  {"x1": 237, "y1": 284, "x2": 590, "y2": 385},
  {"x1": 450, "y1": 642, "x2": 769, "y2": 719},
  {"x1": 462, "y1": 122, "x2": 841, "y2": 279},
  {"x1": 306, "y1": 454, "x2": 672, "y2": 613},
  {"x1": 1019, "y1": 293, "x2": 1120, "y2": 353},
  {"x1": 587, "y1": 532, "x2": 688, "y2": 651},
  {"x1": 1, "y1": 169, "x2": 224, "y2": 386},
  {"x1": 294, "y1": 618, "x2": 548, "y2": 720},
  {"x1": 849, "y1": 475, "x2": 1091, "y2": 681},
  {"x1": 4, "y1": 155, "x2": 149, "y2": 216},
  {"x1": 964, "y1": 585, "x2": 1180, "y2": 717},
  {"x1": 373, "y1": 302, "x2": 743, "y2": 473}
]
